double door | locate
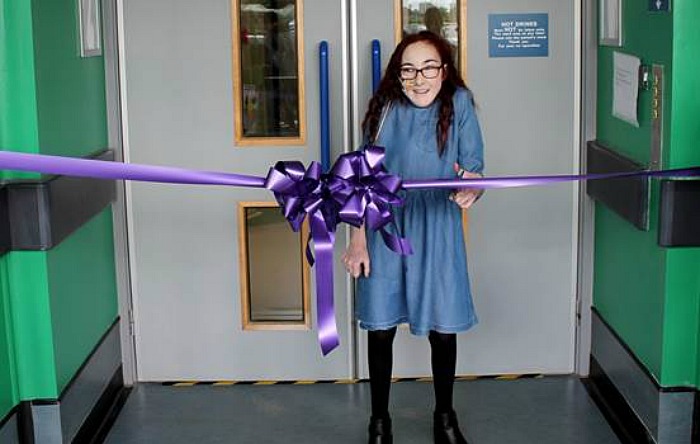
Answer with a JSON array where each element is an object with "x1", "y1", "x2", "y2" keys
[{"x1": 121, "y1": 0, "x2": 579, "y2": 381}]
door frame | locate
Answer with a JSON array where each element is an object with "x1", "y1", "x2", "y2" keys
[
  {"x1": 575, "y1": 0, "x2": 597, "y2": 376},
  {"x1": 105, "y1": 0, "x2": 138, "y2": 385},
  {"x1": 109, "y1": 0, "x2": 594, "y2": 382}
]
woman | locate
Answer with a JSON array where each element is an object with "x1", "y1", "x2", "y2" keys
[{"x1": 342, "y1": 31, "x2": 484, "y2": 444}]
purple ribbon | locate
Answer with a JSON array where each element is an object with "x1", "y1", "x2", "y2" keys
[
  {"x1": 0, "y1": 151, "x2": 266, "y2": 187},
  {"x1": 1, "y1": 148, "x2": 699, "y2": 356},
  {"x1": 328, "y1": 146, "x2": 413, "y2": 255},
  {"x1": 264, "y1": 160, "x2": 340, "y2": 355},
  {"x1": 403, "y1": 168, "x2": 700, "y2": 189}
]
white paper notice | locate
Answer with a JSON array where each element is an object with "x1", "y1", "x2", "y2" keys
[{"x1": 612, "y1": 51, "x2": 640, "y2": 127}]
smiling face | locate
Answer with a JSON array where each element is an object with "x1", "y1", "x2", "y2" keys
[{"x1": 399, "y1": 41, "x2": 445, "y2": 108}]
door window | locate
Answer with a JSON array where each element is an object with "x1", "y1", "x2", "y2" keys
[
  {"x1": 238, "y1": 203, "x2": 311, "y2": 329},
  {"x1": 396, "y1": 0, "x2": 466, "y2": 75},
  {"x1": 233, "y1": 0, "x2": 306, "y2": 145}
]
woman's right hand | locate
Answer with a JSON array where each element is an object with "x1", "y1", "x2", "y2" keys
[{"x1": 342, "y1": 228, "x2": 370, "y2": 278}]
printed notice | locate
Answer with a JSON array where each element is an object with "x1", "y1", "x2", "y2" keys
[
  {"x1": 612, "y1": 51, "x2": 640, "y2": 127},
  {"x1": 489, "y1": 13, "x2": 549, "y2": 58}
]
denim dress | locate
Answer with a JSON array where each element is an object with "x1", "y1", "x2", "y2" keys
[{"x1": 356, "y1": 87, "x2": 484, "y2": 335}]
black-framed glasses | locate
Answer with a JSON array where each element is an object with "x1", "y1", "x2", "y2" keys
[{"x1": 398, "y1": 65, "x2": 444, "y2": 80}]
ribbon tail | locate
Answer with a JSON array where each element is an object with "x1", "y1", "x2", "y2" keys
[{"x1": 309, "y1": 211, "x2": 340, "y2": 356}]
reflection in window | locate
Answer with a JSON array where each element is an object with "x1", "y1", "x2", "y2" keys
[
  {"x1": 239, "y1": 204, "x2": 309, "y2": 328},
  {"x1": 401, "y1": 0, "x2": 460, "y2": 69},
  {"x1": 237, "y1": 0, "x2": 301, "y2": 138}
]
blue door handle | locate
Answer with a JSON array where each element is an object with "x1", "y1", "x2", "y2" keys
[
  {"x1": 319, "y1": 41, "x2": 330, "y2": 172},
  {"x1": 372, "y1": 39, "x2": 381, "y2": 92}
]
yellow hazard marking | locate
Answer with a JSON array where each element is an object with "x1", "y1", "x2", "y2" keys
[
  {"x1": 495, "y1": 374, "x2": 521, "y2": 380},
  {"x1": 456, "y1": 375, "x2": 479, "y2": 381},
  {"x1": 164, "y1": 373, "x2": 545, "y2": 387}
]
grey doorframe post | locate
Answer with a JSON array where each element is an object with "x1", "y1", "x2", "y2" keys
[
  {"x1": 104, "y1": 0, "x2": 138, "y2": 385},
  {"x1": 575, "y1": 0, "x2": 597, "y2": 376}
]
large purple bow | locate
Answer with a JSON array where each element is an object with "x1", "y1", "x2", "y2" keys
[{"x1": 264, "y1": 146, "x2": 412, "y2": 355}]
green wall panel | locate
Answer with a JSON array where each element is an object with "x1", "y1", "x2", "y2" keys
[
  {"x1": 28, "y1": 0, "x2": 117, "y2": 393},
  {"x1": 593, "y1": 1, "x2": 673, "y2": 382},
  {"x1": 668, "y1": 0, "x2": 700, "y2": 169},
  {"x1": 48, "y1": 209, "x2": 118, "y2": 392},
  {"x1": 595, "y1": 2, "x2": 672, "y2": 165},
  {"x1": 0, "y1": 0, "x2": 41, "y2": 180},
  {"x1": 0, "y1": 257, "x2": 18, "y2": 419},
  {"x1": 661, "y1": 250, "x2": 700, "y2": 386},
  {"x1": 593, "y1": 205, "x2": 665, "y2": 379},
  {"x1": 595, "y1": 0, "x2": 700, "y2": 388},
  {"x1": 660, "y1": 0, "x2": 700, "y2": 387},
  {"x1": 31, "y1": 0, "x2": 108, "y2": 158},
  {"x1": 6, "y1": 252, "x2": 58, "y2": 399}
]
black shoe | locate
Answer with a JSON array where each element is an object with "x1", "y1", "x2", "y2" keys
[
  {"x1": 368, "y1": 415, "x2": 393, "y2": 444},
  {"x1": 433, "y1": 410, "x2": 468, "y2": 444}
]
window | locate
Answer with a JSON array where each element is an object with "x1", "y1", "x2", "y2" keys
[
  {"x1": 238, "y1": 203, "x2": 310, "y2": 329},
  {"x1": 396, "y1": 0, "x2": 467, "y2": 77},
  {"x1": 232, "y1": 0, "x2": 306, "y2": 145}
]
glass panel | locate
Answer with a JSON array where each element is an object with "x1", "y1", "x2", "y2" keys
[
  {"x1": 401, "y1": 0, "x2": 460, "y2": 68},
  {"x1": 238, "y1": 0, "x2": 300, "y2": 138},
  {"x1": 244, "y1": 206, "x2": 306, "y2": 323}
]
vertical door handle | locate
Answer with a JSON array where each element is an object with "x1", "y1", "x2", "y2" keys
[
  {"x1": 319, "y1": 41, "x2": 331, "y2": 171},
  {"x1": 371, "y1": 39, "x2": 381, "y2": 92}
]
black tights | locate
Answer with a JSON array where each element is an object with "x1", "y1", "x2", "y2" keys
[{"x1": 367, "y1": 328, "x2": 457, "y2": 418}]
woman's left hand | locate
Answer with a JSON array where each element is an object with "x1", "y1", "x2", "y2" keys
[{"x1": 450, "y1": 163, "x2": 483, "y2": 210}]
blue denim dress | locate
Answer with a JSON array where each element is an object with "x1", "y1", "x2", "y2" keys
[{"x1": 356, "y1": 88, "x2": 484, "y2": 335}]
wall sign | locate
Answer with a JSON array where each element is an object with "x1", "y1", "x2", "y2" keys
[
  {"x1": 600, "y1": 0, "x2": 622, "y2": 46},
  {"x1": 78, "y1": 0, "x2": 102, "y2": 57},
  {"x1": 488, "y1": 13, "x2": 549, "y2": 58}
]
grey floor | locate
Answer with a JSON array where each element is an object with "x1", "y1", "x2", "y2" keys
[{"x1": 104, "y1": 377, "x2": 621, "y2": 444}]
